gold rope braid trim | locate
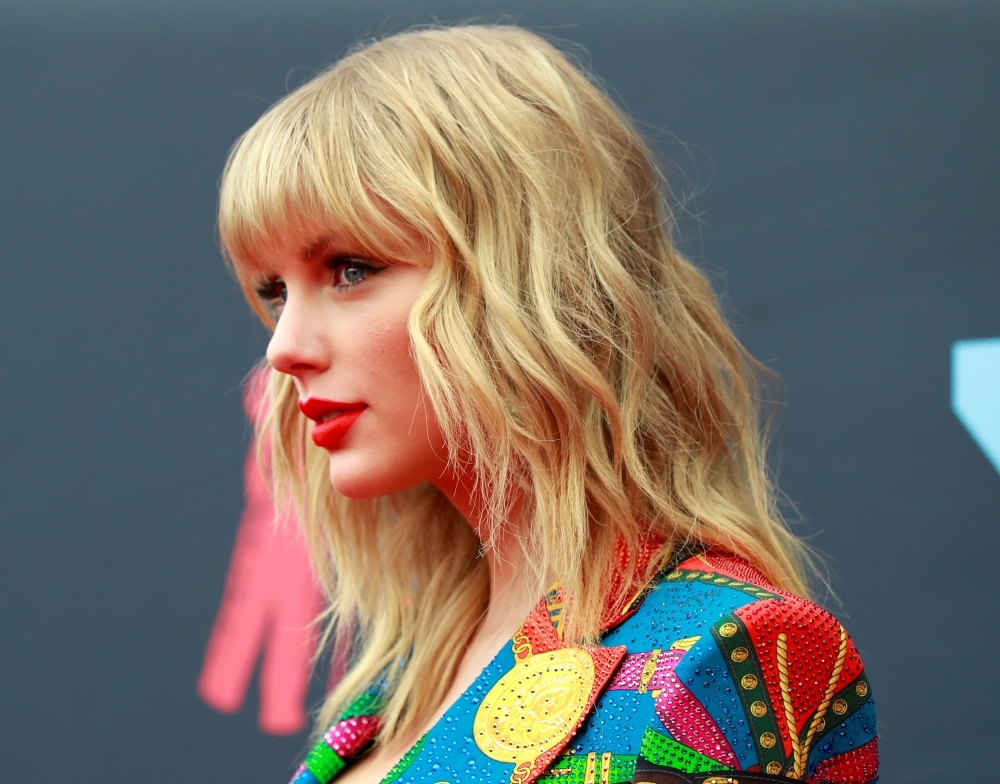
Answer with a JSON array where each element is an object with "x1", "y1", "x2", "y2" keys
[
  {"x1": 796, "y1": 625, "x2": 848, "y2": 778},
  {"x1": 775, "y1": 632, "x2": 802, "y2": 776}
]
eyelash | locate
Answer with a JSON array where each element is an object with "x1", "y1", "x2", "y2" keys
[
  {"x1": 330, "y1": 257, "x2": 385, "y2": 291},
  {"x1": 253, "y1": 279, "x2": 286, "y2": 322},
  {"x1": 253, "y1": 256, "x2": 386, "y2": 312}
]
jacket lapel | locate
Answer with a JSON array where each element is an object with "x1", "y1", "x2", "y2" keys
[
  {"x1": 507, "y1": 538, "x2": 684, "y2": 784},
  {"x1": 474, "y1": 596, "x2": 627, "y2": 784}
]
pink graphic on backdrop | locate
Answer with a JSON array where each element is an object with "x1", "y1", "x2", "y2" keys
[{"x1": 198, "y1": 369, "x2": 345, "y2": 735}]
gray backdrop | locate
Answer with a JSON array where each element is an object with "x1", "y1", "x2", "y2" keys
[{"x1": 1, "y1": 1, "x2": 998, "y2": 782}]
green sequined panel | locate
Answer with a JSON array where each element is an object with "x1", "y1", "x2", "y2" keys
[
  {"x1": 537, "y1": 751, "x2": 636, "y2": 784},
  {"x1": 381, "y1": 734, "x2": 427, "y2": 783},
  {"x1": 339, "y1": 692, "x2": 381, "y2": 721},
  {"x1": 638, "y1": 727, "x2": 731, "y2": 773},
  {"x1": 304, "y1": 742, "x2": 345, "y2": 781}
]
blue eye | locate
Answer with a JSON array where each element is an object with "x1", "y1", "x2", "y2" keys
[
  {"x1": 341, "y1": 265, "x2": 367, "y2": 285},
  {"x1": 330, "y1": 257, "x2": 385, "y2": 290}
]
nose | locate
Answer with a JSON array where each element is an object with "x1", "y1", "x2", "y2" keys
[{"x1": 265, "y1": 292, "x2": 329, "y2": 377}]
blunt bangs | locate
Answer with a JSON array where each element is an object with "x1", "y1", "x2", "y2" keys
[{"x1": 217, "y1": 59, "x2": 442, "y2": 299}]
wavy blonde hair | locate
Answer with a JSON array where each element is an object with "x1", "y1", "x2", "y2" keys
[{"x1": 217, "y1": 24, "x2": 812, "y2": 745}]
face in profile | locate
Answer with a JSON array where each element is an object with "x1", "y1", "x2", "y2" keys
[{"x1": 257, "y1": 221, "x2": 450, "y2": 499}]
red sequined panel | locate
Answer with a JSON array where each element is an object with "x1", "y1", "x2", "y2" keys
[
  {"x1": 520, "y1": 598, "x2": 564, "y2": 655},
  {"x1": 735, "y1": 597, "x2": 865, "y2": 759},
  {"x1": 598, "y1": 535, "x2": 665, "y2": 630},
  {"x1": 676, "y1": 552, "x2": 785, "y2": 594},
  {"x1": 811, "y1": 737, "x2": 879, "y2": 784}
]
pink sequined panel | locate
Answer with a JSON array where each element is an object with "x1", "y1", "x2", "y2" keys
[
  {"x1": 323, "y1": 715, "x2": 378, "y2": 757},
  {"x1": 607, "y1": 648, "x2": 685, "y2": 690},
  {"x1": 655, "y1": 668, "x2": 737, "y2": 767}
]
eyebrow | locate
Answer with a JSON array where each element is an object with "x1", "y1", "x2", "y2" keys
[{"x1": 302, "y1": 236, "x2": 334, "y2": 260}]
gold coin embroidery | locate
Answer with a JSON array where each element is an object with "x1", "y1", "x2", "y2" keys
[
  {"x1": 740, "y1": 674, "x2": 758, "y2": 690},
  {"x1": 856, "y1": 681, "x2": 869, "y2": 697},
  {"x1": 832, "y1": 698, "x2": 848, "y2": 715},
  {"x1": 474, "y1": 648, "x2": 595, "y2": 764},
  {"x1": 718, "y1": 622, "x2": 738, "y2": 638},
  {"x1": 750, "y1": 700, "x2": 768, "y2": 717},
  {"x1": 766, "y1": 761, "x2": 783, "y2": 775},
  {"x1": 759, "y1": 732, "x2": 777, "y2": 748},
  {"x1": 730, "y1": 647, "x2": 749, "y2": 663}
]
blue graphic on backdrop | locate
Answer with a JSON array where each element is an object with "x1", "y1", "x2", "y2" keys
[{"x1": 952, "y1": 338, "x2": 1000, "y2": 475}]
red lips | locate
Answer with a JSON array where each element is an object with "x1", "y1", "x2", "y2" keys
[{"x1": 298, "y1": 398, "x2": 367, "y2": 450}]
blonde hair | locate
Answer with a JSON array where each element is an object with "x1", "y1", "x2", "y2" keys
[{"x1": 217, "y1": 24, "x2": 813, "y2": 746}]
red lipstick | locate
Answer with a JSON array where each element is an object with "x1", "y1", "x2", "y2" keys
[{"x1": 298, "y1": 398, "x2": 367, "y2": 450}]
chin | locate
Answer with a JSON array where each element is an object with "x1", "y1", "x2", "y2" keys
[
  {"x1": 327, "y1": 463, "x2": 386, "y2": 499},
  {"x1": 325, "y1": 452, "x2": 423, "y2": 499}
]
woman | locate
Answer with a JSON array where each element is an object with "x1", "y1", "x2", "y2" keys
[{"x1": 217, "y1": 25, "x2": 878, "y2": 784}]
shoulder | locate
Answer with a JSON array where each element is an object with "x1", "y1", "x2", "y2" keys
[{"x1": 599, "y1": 552, "x2": 879, "y2": 782}]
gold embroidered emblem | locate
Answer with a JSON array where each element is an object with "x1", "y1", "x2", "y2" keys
[
  {"x1": 730, "y1": 647, "x2": 749, "y2": 663},
  {"x1": 740, "y1": 674, "x2": 758, "y2": 690},
  {"x1": 856, "y1": 680, "x2": 868, "y2": 697},
  {"x1": 750, "y1": 700, "x2": 768, "y2": 717},
  {"x1": 638, "y1": 649, "x2": 660, "y2": 694},
  {"x1": 669, "y1": 635, "x2": 701, "y2": 651},
  {"x1": 766, "y1": 761, "x2": 783, "y2": 775},
  {"x1": 474, "y1": 649, "x2": 595, "y2": 765},
  {"x1": 832, "y1": 699, "x2": 848, "y2": 715},
  {"x1": 759, "y1": 732, "x2": 777, "y2": 748},
  {"x1": 718, "y1": 622, "x2": 738, "y2": 637}
]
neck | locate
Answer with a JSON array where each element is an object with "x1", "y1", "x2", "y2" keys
[{"x1": 433, "y1": 467, "x2": 536, "y2": 641}]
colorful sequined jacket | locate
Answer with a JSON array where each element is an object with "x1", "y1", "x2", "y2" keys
[{"x1": 290, "y1": 552, "x2": 878, "y2": 784}]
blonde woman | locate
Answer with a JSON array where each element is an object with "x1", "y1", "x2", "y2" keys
[{"x1": 217, "y1": 25, "x2": 878, "y2": 784}]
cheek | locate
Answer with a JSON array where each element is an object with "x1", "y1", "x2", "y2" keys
[
  {"x1": 364, "y1": 322, "x2": 415, "y2": 378},
  {"x1": 354, "y1": 318, "x2": 425, "y2": 413},
  {"x1": 338, "y1": 303, "x2": 447, "y2": 476},
  {"x1": 330, "y1": 337, "x2": 446, "y2": 498}
]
